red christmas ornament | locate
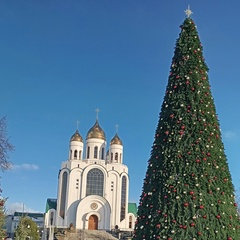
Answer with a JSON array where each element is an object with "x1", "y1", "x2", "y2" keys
[
  {"x1": 184, "y1": 202, "x2": 189, "y2": 207},
  {"x1": 227, "y1": 238, "x2": 233, "y2": 240},
  {"x1": 203, "y1": 215, "x2": 207, "y2": 218},
  {"x1": 199, "y1": 205, "x2": 204, "y2": 209},
  {"x1": 156, "y1": 224, "x2": 161, "y2": 228},
  {"x1": 189, "y1": 191, "x2": 194, "y2": 195},
  {"x1": 197, "y1": 232, "x2": 202, "y2": 236},
  {"x1": 216, "y1": 215, "x2": 221, "y2": 219},
  {"x1": 190, "y1": 222, "x2": 195, "y2": 227}
]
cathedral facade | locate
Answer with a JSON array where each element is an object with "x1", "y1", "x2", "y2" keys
[{"x1": 44, "y1": 119, "x2": 136, "y2": 232}]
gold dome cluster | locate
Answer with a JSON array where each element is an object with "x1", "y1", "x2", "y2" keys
[
  {"x1": 110, "y1": 133, "x2": 122, "y2": 145},
  {"x1": 70, "y1": 130, "x2": 83, "y2": 142},
  {"x1": 86, "y1": 120, "x2": 106, "y2": 140}
]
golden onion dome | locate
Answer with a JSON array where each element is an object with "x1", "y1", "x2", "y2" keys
[
  {"x1": 70, "y1": 130, "x2": 83, "y2": 142},
  {"x1": 110, "y1": 133, "x2": 123, "y2": 145},
  {"x1": 86, "y1": 120, "x2": 106, "y2": 140}
]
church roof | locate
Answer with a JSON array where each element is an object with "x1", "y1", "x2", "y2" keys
[
  {"x1": 86, "y1": 120, "x2": 106, "y2": 140},
  {"x1": 128, "y1": 202, "x2": 137, "y2": 216},
  {"x1": 45, "y1": 198, "x2": 57, "y2": 213},
  {"x1": 110, "y1": 133, "x2": 123, "y2": 145},
  {"x1": 70, "y1": 130, "x2": 83, "y2": 142}
]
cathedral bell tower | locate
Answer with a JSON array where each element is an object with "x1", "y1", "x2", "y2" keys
[{"x1": 69, "y1": 130, "x2": 84, "y2": 160}]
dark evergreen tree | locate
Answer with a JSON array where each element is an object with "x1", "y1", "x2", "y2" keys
[{"x1": 133, "y1": 13, "x2": 240, "y2": 240}]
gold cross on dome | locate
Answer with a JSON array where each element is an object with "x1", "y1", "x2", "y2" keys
[{"x1": 185, "y1": 5, "x2": 193, "y2": 18}]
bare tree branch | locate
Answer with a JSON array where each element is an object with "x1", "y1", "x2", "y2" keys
[{"x1": 0, "y1": 117, "x2": 14, "y2": 171}]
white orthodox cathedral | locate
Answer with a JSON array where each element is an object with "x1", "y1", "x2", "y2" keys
[{"x1": 44, "y1": 118, "x2": 137, "y2": 233}]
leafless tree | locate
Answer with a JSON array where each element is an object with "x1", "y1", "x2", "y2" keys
[{"x1": 0, "y1": 117, "x2": 14, "y2": 171}]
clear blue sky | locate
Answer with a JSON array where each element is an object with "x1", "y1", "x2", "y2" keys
[{"x1": 1, "y1": 1, "x2": 240, "y2": 213}]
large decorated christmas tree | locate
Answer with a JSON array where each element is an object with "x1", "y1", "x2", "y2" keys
[{"x1": 133, "y1": 8, "x2": 240, "y2": 240}]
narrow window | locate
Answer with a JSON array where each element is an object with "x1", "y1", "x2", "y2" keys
[
  {"x1": 129, "y1": 216, "x2": 132, "y2": 229},
  {"x1": 60, "y1": 172, "x2": 68, "y2": 218},
  {"x1": 94, "y1": 146, "x2": 98, "y2": 159},
  {"x1": 111, "y1": 153, "x2": 113, "y2": 161},
  {"x1": 120, "y1": 176, "x2": 127, "y2": 221},
  {"x1": 101, "y1": 148, "x2": 104, "y2": 159},
  {"x1": 115, "y1": 152, "x2": 118, "y2": 161},
  {"x1": 74, "y1": 150, "x2": 77, "y2": 159},
  {"x1": 79, "y1": 150, "x2": 82, "y2": 160},
  {"x1": 50, "y1": 212, "x2": 54, "y2": 225},
  {"x1": 87, "y1": 146, "x2": 90, "y2": 159},
  {"x1": 70, "y1": 150, "x2": 72, "y2": 159}
]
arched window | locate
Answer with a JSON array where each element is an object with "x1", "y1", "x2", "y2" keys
[
  {"x1": 86, "y1": 168, "x2": 104, "y2": 196},
  {"x1": 87, "y1": 146, "x2": 90, "y2": 159},
  {"x1": 74, "y1": 150, "x2": 77, "y2": 159},
  {"x1": 94, "y1": 146, "x2": 98, "y2": 159},
  {"x1": 60, "y1": 172, "x2": 68, "y2": 218},
  {"x1": 120, "y1": 153, "x2": 122, "y2": 162},
  {"x1": 70, "y1": 150, "x2": 72, "y2": 159},
  {"x1": 115, "y1": 152, "x2": 118, "y2": 161},
  {"x1": 111, "y1": 153, "x2": 113, "y2": 161},
  {"x1": 101, "y1": 148, "x2": 104, "y2": 159},
  {"x1": 79, "y1": 150, "x2": 82, "y2": 160},
  {"x1": 120, "y1": 176, "x2": 127, "y2": 221}
]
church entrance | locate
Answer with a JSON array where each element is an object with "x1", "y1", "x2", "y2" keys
[{"x1": 88, "y1": 215, "x2": 98, "y2": 230}]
